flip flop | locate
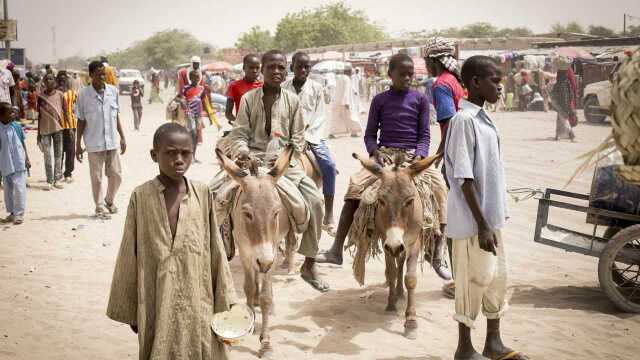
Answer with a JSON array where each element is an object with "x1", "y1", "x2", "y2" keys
[
  {"x1": 491, "y1": 351, "x2": 529, "y2": 360},
  {"x1": 300, "y1": 273, "x2": 330, "y2": 293},
  {"x1": 455, "y1": 353, "x2": 490, "y2": 360}
]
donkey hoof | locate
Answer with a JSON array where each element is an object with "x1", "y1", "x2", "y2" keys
[
  {"x1": 404, "y1": 319, "x2": 418, "y2": 339},
  {"x1": 404, "y1": 326, "x2": 418, "y2": 340},
  {"x1": 385, "y1": 304, "x2": 397, "y2": 313},
  {"x1": 259, "y1": 344, "x2": 274, "y2": 359}
]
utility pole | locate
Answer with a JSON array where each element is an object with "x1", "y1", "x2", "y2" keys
[
  {"x1": 52, "y1": 26, "x2": 56, "y2": 62},
  {"x1": 2, "y1": 0, "x2": 10, "y2": 60},
  {"x1": 623, "y1": 14, "x2": 627, "y2": 36}
]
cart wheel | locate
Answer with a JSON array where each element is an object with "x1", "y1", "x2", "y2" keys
[
  {"x1": 603, "y1": 226, "x2": 621, "y2": 240},
  {"x1": 598, "y1": 225, "x2": 640, "y2": 313}
]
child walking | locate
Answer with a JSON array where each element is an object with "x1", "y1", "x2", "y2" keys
[
  {"x1": 107, "y1": 122, "x2": 236, "y2": 359},
  {"x1": 0, "y1": 103, "x2": 30, "y2": 225},
  {"x1": 130, "y1": 80, "x2": 144, "y2": 130},
  {"x1": 445, "y1": 56, "x2": 529, "y2": 360}
]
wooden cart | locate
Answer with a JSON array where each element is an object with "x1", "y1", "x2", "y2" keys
[{"x1": 534, "y1": 165, "x2": 640, "y2": 313}]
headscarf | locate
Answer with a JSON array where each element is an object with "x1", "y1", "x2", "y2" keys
[{"x1": 422, "y1": 37, "x2": 460, "y2": 77}]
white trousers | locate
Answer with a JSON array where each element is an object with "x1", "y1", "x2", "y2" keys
[{"x1": 452, "y1": 229, "x2": 508, "y2": 329}]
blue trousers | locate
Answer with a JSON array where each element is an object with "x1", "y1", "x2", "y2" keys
[
  {"x1": 3, "y1": 170, "x2": 27, "y2": 217},
  {"x1": 309, "y1": 140, "x2": 337, "y2": 197}
]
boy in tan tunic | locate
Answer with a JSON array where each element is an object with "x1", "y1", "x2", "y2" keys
[{"x1": 107, "y1": 123, "x2": 237, "y2": 360}]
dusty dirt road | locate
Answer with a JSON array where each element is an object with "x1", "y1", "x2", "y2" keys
[{"x1": 1, "y1": 88, "x2": 638, "y2": 360}]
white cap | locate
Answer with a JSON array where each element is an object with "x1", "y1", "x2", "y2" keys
[{"x1": 191, "y1": 56, "x2": 201, "y2": 63}]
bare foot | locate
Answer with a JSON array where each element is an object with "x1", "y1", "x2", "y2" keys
[{"x1": 315, "y1": 249, "x2": 343, "y2": 265}]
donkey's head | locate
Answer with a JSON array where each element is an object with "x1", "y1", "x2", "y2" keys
[
  {"x1": 354, "y1": 153, "x2": 442, "y2": 257},
  {"x1": 216, "y1": 147, "x2": 293, "y2": 273}
]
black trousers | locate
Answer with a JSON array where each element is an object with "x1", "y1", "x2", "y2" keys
[{"x1": 62, "y1": 128, "x2": 76, "y2": 178}]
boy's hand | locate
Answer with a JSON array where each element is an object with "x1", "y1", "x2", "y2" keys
[
  {"x1": 130, "y1": 324, "x2": 138, "y2": 334},
  {"x1": 120, "y1": 138, "x2": 127, "y2": 155},
  {"x1": 372, "y1": 150, "x2": 386, "y2": 166},
  {"x1": 235, "y1": 151, "x2": 249, "y2": 168},
  {"x1": 76, "y1": 144, "x2": 84, "y2": 163},
  {"x1": 477, "y1": 226, "x2": 498, "y2": 256},
  {"x1": 25, "y1": 158, "x2": 31, "y2": 169}
]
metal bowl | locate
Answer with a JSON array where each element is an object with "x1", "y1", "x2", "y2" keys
[{"x1": 210, "y1": 304, "x2": 255, "y2": 342}]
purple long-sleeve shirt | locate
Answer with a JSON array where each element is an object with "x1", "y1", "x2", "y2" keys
[{"x1": 364, "y1": 88, "x2": 431, "y2": 157}]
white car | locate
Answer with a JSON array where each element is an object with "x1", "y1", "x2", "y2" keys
[
  {"x1": 118, "y1": 69, "x2": 145, "y2": 94},
  {"x1": 582, "y1": 62, "x2": 621, "y2": 124}
]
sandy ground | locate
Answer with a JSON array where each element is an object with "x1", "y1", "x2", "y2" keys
[{"x1": 1, "y1": 88, "x2": 638, "y2": 360}]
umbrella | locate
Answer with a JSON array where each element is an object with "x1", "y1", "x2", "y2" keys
[
  {"x1": 554, "y1": 47, "x2": 594, "y2": 60},
  {"x1": 311, "y1": 60, "x2": 352, "y2": 73},
  {"x1": 204, "y1": 61, "x2": 233, "y2": 72}
]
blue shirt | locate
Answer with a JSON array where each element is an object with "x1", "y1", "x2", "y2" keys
[
  {"x1": 76, "y1": 84, "x2": 120, "y2": 153},
  {"x1": 364, "y1": 88, "x2": 430, "y2": 157},
  {"x1": 433, "y1": 85, "x2": 457, "y2": 122},
  {"x1": 0, "y1": 121, "x2": 26, "y2": 176},
  {"x1": 444, "y1": 99, "x2": 509, "y2": 240}
]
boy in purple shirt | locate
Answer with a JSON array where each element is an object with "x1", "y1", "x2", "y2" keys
[{"x1": 318, "y1": 54, "x2": 449, "y2": 280}]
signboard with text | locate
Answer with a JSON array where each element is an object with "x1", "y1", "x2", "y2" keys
[
  {"x1": 0, "y1": 20, "x2": 17, "y2": 41},
  {"x1": 0, "y1": 48, "x2": 25, "y2": 66}
]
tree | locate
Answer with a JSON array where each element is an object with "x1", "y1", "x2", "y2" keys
[
  {"x1": 495, "y1": 27, "x2": 534, "y2": 37},
  {"x1": 235, "y1": 26, "x2": 275, "y2": 52},
  {"x1": 273, "y1": 2, "x2": 387, "y2": 51},
  {"x1": 422, "y1": 23, "x2": 532, "y2": 39},
  {"x1": 588, "y1": 25, "x2": 617, "y2": 37},
  {"x1": 105, "y1": 29, "x2": 213, "y2": 70},
  {"x1": 458, "y1": 22, "x2": 498, "y2": 38},
  {"x1": 551, "y1": 21, "x2": 586, "y2": 34},
  {"x1": 628, "y1": 25, "x2": 640, "y2": 36},
  {"x1": 55, "y1": 55, "x2": 87, "y2": 71}
]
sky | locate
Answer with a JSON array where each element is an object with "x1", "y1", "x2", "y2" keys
[{"x1": 6, "y1": 0, "x2": 640, "y2": 64}]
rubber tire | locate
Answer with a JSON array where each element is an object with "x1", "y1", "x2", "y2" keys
[
  {"x1": 583, "y1": 96, "x2": 607, "y2": 124},
  {"x1": 598, "y1": 224, "x2": 640, "y2": 313}
]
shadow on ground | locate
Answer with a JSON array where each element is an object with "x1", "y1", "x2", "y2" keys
[{"x1": 509, "y1": 284, "x2": 633, "y2": 318}]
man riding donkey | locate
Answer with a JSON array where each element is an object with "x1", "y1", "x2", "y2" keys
[
  {"x1": 212, "y1": 50, "x2": 329, "y2": 358},
  {"x1": 317, "y1": 53, "x2": 450, "y2": 280},
  {"x1": 283, "y1": 51, "x2": 338, "y2": 235},
  {"x1": 211, "y1": 50, "x2": 329, "y2": 293}
]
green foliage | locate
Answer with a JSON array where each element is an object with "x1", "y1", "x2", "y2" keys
[
  {"x1": 406, "y1": 22, "x2": 533, "y2": 39},
  {"x1": 551, "y1": 21, "x2": 586, "y2": 34},
  {"x1": 588, "y1": 25, "x2": 617, "y2": 37},
  {"x1": 103, "y1": 29, "x2": 213, "y2": 70},
  {"x1": 235, "y1": 26, "x2": 275, "y2": 52},
  {"x1": 626, "y1": 25, "x2": 640, "y2": 36},
  {"x1": 55, "y1": 55, "x2": 86, "y2": 71},
  {"x1": 273, "y1": 2, "x2": 387, "y2": 51}
]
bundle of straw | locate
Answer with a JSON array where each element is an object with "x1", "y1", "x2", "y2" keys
[
  {"x1": 611, "y1": 49, "x2": 640, "y2": 168},
  {"x1": 567, "y1": 49, "x2": 640, "y2": 186}
]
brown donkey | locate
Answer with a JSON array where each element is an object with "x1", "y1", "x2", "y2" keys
[
  {"x1": 354, "y1": 152, "x2": 442, "y2": 340},
  {"x1": 215, "y1": 147, "x2": 294, "y2": 359}
]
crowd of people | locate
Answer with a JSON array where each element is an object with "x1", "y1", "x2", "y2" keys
[{"x1": 1, "y1": 36, "x2": 579, "y2": 360}]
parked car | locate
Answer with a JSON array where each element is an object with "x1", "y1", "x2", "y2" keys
[
  {"x1": 118, "y1": 69, "x2": 145, "y2": 94},
  {"x1": 582, "y1": 62, "x2": 621, "y2": 124}
]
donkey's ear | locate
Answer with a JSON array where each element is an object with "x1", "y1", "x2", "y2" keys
[
  {"x1": 405, "y1": 153, "x2": 443, "y2": 177},
  {"x1": 353, "y1": 153, "x2": 383, "y2": 177},
  {"x1": 268, "y1": 145, "x2": 294, "y2": 182},
  {"x1": 215, "y1": 148, "x2": 247, "y2": 183}
]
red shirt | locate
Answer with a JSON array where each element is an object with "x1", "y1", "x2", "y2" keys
[{"x1": 226, "y1": 79, "x2": 263, "y2": 113}]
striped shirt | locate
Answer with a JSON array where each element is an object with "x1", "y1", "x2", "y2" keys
[{"x1": 62, "y1": 89, "x2": 78, "y2": 129}]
